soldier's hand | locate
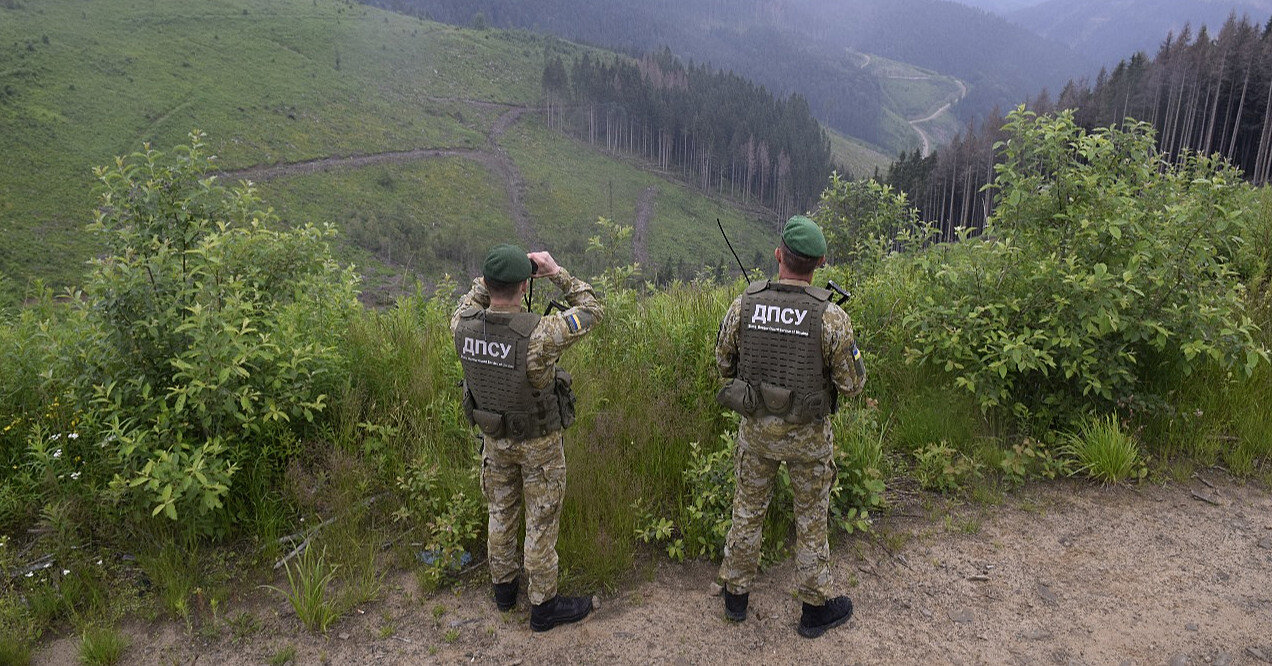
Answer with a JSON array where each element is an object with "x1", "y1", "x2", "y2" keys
[{"x1": 528, "y1": 251, "x2": 561, "y2": 277}]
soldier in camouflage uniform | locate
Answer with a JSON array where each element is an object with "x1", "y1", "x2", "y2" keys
[
  {"x1": 450, "y1": 244, "x2": 603, "y2": 632},
  {"x1": 714, "y1": 215, "x2": 866, "y2": 638}
]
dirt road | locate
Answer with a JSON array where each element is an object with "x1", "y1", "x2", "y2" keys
[
  {"x1": 219, "y1": 101, "x2": 540, "y2": 247},
  {"x1": 34, "y1": 476, "x2": 1272, "y2": 665},
  {"x1": 909, "y1": 78, "x2": 968, "y2": 158}
]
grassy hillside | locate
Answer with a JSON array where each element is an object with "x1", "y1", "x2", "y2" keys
[
  {"x1": 0, "y1": 0, "x2": 777, "y2": 300},
  {"x1": 827, "y1": 129, "x2": 894, "y2": 179}
]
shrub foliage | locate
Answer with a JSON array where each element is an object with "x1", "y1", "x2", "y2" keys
[
  {"x1": 829, "y1": 110, "x2": 1269, "y2": 428},
  {"x1": 52, "y1": 132, "x2": 357, "y2": 536}
]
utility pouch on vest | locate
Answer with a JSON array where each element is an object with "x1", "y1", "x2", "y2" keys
[
  {"x1": 555, "y1": 369, "x2": 576, "y2": 430},
  {"x1": 471, "y1": 409, "x2": 506, "y2": 438},
  {"x1": 788, "y1": 391, "x2": 833, "y2": 425},
  {"x1": 758, "y1": 383, "x2": 793, "y2": 415},
  {"x1": 505, "y1": 412, "x2": 532, "y2": 440},
  {"x1": 716, "y1": 378, "x2": 758, "y2": 414},
  {"x1": 461, "y1": 382, "x2": 477, "y2": 425}
]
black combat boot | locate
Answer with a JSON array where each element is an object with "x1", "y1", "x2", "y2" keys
[
  {"x1": 529, "y1": 595, "x2": 593, "y2": 632},
  {"x1": 492, "y1": 579, "x2": 518, "y2": 612},
  {"x1": 797, "y1": 595, "x2": 853, "y2": 638},
  {"x1": 723, "y1": 589, "x2": 749, "y2": 622}
]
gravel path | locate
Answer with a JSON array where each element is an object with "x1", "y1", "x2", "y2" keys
[{"x1": 34, "y1": 476, "x2": 1272, "y2": 665}]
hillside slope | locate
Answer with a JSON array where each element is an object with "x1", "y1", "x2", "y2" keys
[{"x1": 0, "y1": 0, "x2": 778, "y2": 296}]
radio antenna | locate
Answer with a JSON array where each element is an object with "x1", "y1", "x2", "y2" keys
[{"x1": 717, "y1": 218, "x2": 749, "y2": 276}]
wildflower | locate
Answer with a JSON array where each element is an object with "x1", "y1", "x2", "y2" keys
[
  {"x1": 49, "y1": 433, "x2": 61, "y2": 441},
  {"x1": 53, "y1": 448, "x2": 62, "y2": 459},
  {"x1": 96, "y1": 559, "x2": 103, "y2": 566},
  {"x1": 24, "y1": 571, "x2": 32, "y2": 578},
  {"x1": 70, "y1": 471, "x2": 81, "y2": 480},
  {"x1": 61, "y1": 569, "x2": 69, "y2": 576},
  {"x1": 68, "y1": 432, "x2": 79, "y2": 440}
]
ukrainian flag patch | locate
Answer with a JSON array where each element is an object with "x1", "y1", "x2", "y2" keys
[
  {"x1": 565, "y1": 313, "x2": 582, "y2": 333},
  {"x1": 851, "y1": 344, "x2": 861, "y2": 360}
]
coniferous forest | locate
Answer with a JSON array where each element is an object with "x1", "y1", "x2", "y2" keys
[
  {"x1": 890, "y1": 14, "x2": 1272, "y2": 238},
  {"x1": 544, "y1": 50, "x2": 834, "y2": 218}
]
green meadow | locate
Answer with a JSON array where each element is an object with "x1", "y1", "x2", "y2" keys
[{"x1": 0, "y1": 0, "x2": 783, "y2": 299}]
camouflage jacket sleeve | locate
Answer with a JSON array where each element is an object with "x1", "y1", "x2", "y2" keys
[
  {"x1": 526, "y1": 268, "x2": 603, "y2": 388},
  {"x1": 823, "y1": 303, "x2": 866, "y2": 398},
  {"x1": 450, "y1": 277, "x2": 491, "y2": 335},
  {"x1": 715, "y1": 296, "x2": 744, "y2": 379}
]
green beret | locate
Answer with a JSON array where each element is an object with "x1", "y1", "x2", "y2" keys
[
  {"x1": 781, "y1": 215, "x2": 826, "y2": 258},
  {"x1": 483, "y1": 244, "x2": 532, "y2": 283}
]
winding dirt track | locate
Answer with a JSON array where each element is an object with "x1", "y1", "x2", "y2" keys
[
  {"x1": 219, "y1": 101, "x2": 539, "y2": 247},
  {"x1": 908, "y1": 78, "x2": 968, "y2": 157}
]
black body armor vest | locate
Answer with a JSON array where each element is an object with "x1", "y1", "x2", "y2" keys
[
  {"x1": 725, "y1": 280, "x2": 837, "y2": 424},
  {"x1": 454, "y1": 308, "x2": 573, "y2": 440}
]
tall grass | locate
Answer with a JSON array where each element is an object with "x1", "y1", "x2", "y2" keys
[{"x1": 1061, "y1": 415, "x2": 1145, "y2": 484}]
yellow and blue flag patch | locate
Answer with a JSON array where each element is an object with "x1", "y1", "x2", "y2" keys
[{"x1": 565, "y1": 312, "x2": 582, "y2": 333}]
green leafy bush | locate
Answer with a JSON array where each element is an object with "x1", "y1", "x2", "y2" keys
[
  {"x1": 815, "y1": 174, "x2": 931, "y2": 281},
  {"x1": 66, "y1": 131, "x2": 359, "y2": 536},
  {"x1": 903, "y1": 110, "x2": 1267, "y2": 427}
]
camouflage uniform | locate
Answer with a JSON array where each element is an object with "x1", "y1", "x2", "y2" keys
[
  {"x1": 450, "y1": 269, "x2": 602, "y2": 606},
  {"x1": 716, "y1": 278, "x2": 865, "y2": 605}
]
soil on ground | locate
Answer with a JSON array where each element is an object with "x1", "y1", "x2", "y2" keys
[{"x1": 33, "y1": 476, "x2": 1272, "y2": 665}]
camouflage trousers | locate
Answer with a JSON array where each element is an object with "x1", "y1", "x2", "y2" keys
[
  {"x1": 480, "y1": 430, "x2": 567, "y2": 606},
  {"x1": 718, "y1": 415, "x2": 836, "y2": 606}
]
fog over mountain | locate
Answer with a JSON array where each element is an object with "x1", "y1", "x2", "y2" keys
[
  {"x1": 982, "y1": 0, "x2": 1272, "y2": 67},
  {"x1": 953, "y1": 0, "x2": 1047, "y2": 13}
]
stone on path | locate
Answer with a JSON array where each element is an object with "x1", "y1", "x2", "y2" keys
[
  {"x1": 948, "y1": 608, "x2": 974, "y2": 624},
  {"x1": 1168, "y1": 654, "x2": 1190, "y2": 666},
  {"x1": 1037, "y1": 582, "x2": 1059, "y2": 605}
]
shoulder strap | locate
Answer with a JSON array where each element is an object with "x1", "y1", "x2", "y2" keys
[
  {"x1": 460, "y1": 306, "x2": 483, "y2": 319},
  {"x1": 804, "y1": 286, "x2": 832, "y2": 302},
  {"x1": 508, "y1": 312, "x2": 542, "y2": 337},
  {"x1": 744, "y1": 279, "x2": 770, "y2": 295}
]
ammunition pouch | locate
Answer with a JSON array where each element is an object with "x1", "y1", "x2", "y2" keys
[
  {"x1": 716, "y1": 378, "x2": 834, "y2": 424},
  {"x1": 471, "y1": 408, "x2": 507, "y2": 438},
  {"x1": 758, "y1": 383, "x2": 793, "y2": 414}
]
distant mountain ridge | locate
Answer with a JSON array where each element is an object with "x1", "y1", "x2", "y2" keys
[{"x1": 1009, "y1": 0, "x2": 1272, "y2": 67}]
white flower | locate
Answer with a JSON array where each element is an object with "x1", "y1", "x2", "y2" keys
[
  {"x1": 24, "y1": 571, "x2": 33, "y2": 578},
  {"x1": 68, "y1": 432, "x2": 79, "y2": 440},
  {"x1": 96, "y1": 559, "x2": 103, "y2": 566},
  {"x1": 52, "y1": 448, "x2": 62, "y2": 459},
  {"x1": 70, "y1": 471, "x2": 81, "y2": 480},
  {"x1": 61, "y1": 569, "x2": 69, "y2": 576},
  {"x1": 49, "y1": 433, "x2": 61, "y2": 441}
]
